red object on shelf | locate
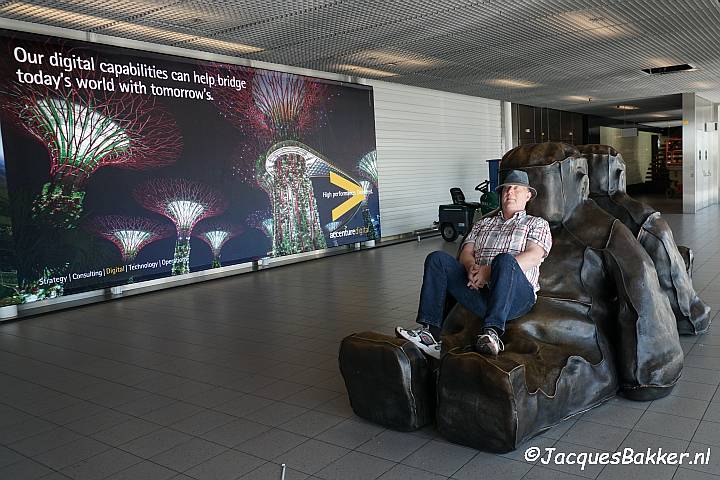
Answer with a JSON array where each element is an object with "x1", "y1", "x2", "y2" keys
[{"x1": 663, "y1": 137, "x2": 683, "y2": 166}]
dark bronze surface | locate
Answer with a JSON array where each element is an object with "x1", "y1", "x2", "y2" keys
[
  {"x1": 578, "y1": 144, "x2": 710, "y2": 335},
  {"x1": 437, "y1": 142, "x2": 684, "y2": 452},
  {"x1": 339, "y1": 331, "x2": 436, "y2": 431},
  {"x1": 339, "y1": 141, "x2": 686, "y2": 453}
]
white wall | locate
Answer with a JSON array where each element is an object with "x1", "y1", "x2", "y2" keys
[
  {"x1": 369, "y1": 81, "x2": 503, "y2": 236},
  {"x1": 599, "y1": 127, "x2": 654, "y2": 186},
  {"x1": 683, "y1": 94, "x2": 719, "y2": 212}
]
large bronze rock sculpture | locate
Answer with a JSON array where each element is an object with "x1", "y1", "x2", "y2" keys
[
  {"x1": 436, "y1": 142, "x2": 684, "y2": 452},
  {"x1": 578, "y1": 144, "x2": 710, "y2": 334}
]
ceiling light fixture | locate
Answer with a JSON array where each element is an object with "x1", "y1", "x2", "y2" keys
[
  {"x1": 615, "y1": 105, "x2": 639, "y2": 110},
  {"x1": 0, "y1": 2, "x2": 109, "y2": 28},
  {"x1": 353, "y1": 51, "x2": 437, "y2": 69},
  {"x1": 565, "y1": 95, "x2": 593, "y2": 102},
  {"x1": 0, "y1": 2, "x2": 262, "y2": 54},
  {"x1": 185, "y1": 37, "x2": 263, "y2": 54},
  {"x1": 336, "y1": 64, "x2": 398, "y2": 78},
  {"x1": 487, "y1": 79, "x2": 539, "y2": 88}
]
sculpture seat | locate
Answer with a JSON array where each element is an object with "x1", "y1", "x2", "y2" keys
[
  {"x1": 436, "y1": 299, "x2": 618, "y2": 452},
  {"x1": 339, "y1": 331, "x2": 436, "y2": 431}
]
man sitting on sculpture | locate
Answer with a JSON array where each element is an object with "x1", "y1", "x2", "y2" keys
[{"x1": 396, "y1": 169, "x2": 552, "y2": 358}]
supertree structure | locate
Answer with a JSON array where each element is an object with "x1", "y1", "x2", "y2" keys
[
  {"x1": 357, "y1": 150, "x2": 380, "y2": 239},
  {"x1": 134, "y1": 179, "x2": 226, "y2": 275},
  {"x1": 358, "y1": 150, "x2": 378, "y2": 186},
  {"x1": 211, "y1": 68, "x2": 326, "y2": 142},
  {"x1": 195, "y1": 222, "x2": 242, "y2": 268},
  {"x1": 212, "y1": 68, "x2": 332, "y2": 256},
  {"x1": 325, "y1": 221, "x2": 341, "y2": 233},
  {"x1": 252, "y1": 71, "x2": 326, "y2": 139},
  {"x1": 247, "y1": 210, "x2": 274, "y2": 247},
  {"x1": 255, "y1": 142, "x2": 328, "y2": 255},
  {"x1": 86, "y1": 215, "x2": 170, "y2": 263},
  {"x1": 17, "y1": 267, "x2": 64, "y2": 304},
  {"x1": 250, "y1": 141, "x2": 380, "y2": 253},
  {"x1": 358, "y1": 180, "x2": 377, "y2": 240},
  {"x1": 1, "y1": 60, "x2": 182, "y2": 229}
]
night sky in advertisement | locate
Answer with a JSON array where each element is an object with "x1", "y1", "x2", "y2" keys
[{"x1": 0, "y1": 29, "x2": 379, "y2": 305}]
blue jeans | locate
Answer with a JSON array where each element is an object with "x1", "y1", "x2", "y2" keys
[{"x1": 417, "y1": 251, "x2": 536, "y2": 334}]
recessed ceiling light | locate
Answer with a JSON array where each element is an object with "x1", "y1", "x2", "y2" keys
[
  {"x1": 486, "y1": 79, "x2": 539, "y2": 88},
  {"x1": 0, "y1": 2, "x2": 109, "y2": 28},
  {"x1": 336, "y1": 64, "x2": 398, "y2": 78},
  {"x1": 0, "y1": 2, "x2": 263, "y2": 54},
  {"x1": 615, "y1": 105, "x2": 639, "y2": 110},
  {"x1": 565, "y1": 95, "x2": 593, "y2": 102},
  {"x1": 354, "y1": 51, "x2": 437, "y2": 69},
  {"x1": 186, "y1": 37, "x2": 263, "y2": 54}
]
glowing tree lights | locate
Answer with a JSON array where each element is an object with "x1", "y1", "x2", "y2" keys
[
  {"x1": 252, "y1": 72, "x2": 325, "y2": 139},
  {"x1": 1, "y1": 66, "x2": 182, "y2": 228},
  {"x1": 357, "y1": 150, "x2": 380, "y2": 239},
  {"x1": 134, "y1": 179, "x2": 226, "y2": 275},
  {"x1": 358, "y1": 150, "x2": 378, "y2": 186},
  {"x1": 256, "y1": 143, "x2": 327, "y2": 256},
  {"x1": 87, "y1": 215, "x2": 170, "y2": 263},
  {"x1": 325, "y1": 221, "x2": 341, "y2": 233},
  {"x1": 259, "y1": 217, "x2": 274, "y2": 239},
  {"x1": 212, "y1": 68, "x2": 332, "y2": 256},
  {"x1": 247, "y1": 210, "x2": 274, "y2": 239},
  {"x1": 358, "y1": 180, "x2": 377, "y2": 240},
  {"x1": 212, "y1": 69, "x2": 326, "y2": 141},
  {"x1": 195, "y1": 222, "x2": 242, "y2": 268}
]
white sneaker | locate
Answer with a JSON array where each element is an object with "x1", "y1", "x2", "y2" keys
[
  {"x1": 476, "y1": 329, "x2": 505, "y2": 356},
  {"x1": 395, "y1": 326, "x2": 441, "y2": 359}
]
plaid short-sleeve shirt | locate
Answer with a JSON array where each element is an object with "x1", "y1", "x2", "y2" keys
[{"x1": 461, "y1": 210, "x2": 552, "y2": 293}]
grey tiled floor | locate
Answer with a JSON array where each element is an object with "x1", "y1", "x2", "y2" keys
[{"x1": 2, "y1": 206, "x2": 720, "y2": 480}]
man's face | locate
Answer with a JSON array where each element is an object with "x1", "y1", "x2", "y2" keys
[{"x1": 501, "y1": 185, "x2": 532, "y2": 211}]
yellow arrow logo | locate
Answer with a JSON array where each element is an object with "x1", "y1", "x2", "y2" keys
[{"x1": 329, "y1": 172, "x2": 366, "y2": 221}]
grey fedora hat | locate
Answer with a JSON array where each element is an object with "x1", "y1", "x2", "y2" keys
[{"x1": 496, "y1": 169, "x2": 537, "y2": 199}]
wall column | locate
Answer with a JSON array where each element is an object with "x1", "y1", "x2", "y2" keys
[
  {"x1": 501, "y1": 101, "x2": 513, "y2": 152},
  {"x1": 682, "y1": 93, "x2": 697, "y2": 213}
]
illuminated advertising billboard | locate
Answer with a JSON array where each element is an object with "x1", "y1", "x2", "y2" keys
[{"x1": 0, "y1": 29, "x2": 379, "y2": 305}]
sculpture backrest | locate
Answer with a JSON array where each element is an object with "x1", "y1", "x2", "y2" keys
[
  {"x1": 580, "y1": 144, "x2": 627, "y2": 196},
  {"x1": 501, "y1": 142, "x2": 589, "y2": 225}
]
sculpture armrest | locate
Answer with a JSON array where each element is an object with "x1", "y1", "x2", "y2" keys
[{"x1": 677, "y1": 245, "x2": 693, "y2": 277}]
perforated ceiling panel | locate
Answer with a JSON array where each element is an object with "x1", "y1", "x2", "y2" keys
[{"x1": 1, "y1": 0, "x2": 719, "y2": 109}]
